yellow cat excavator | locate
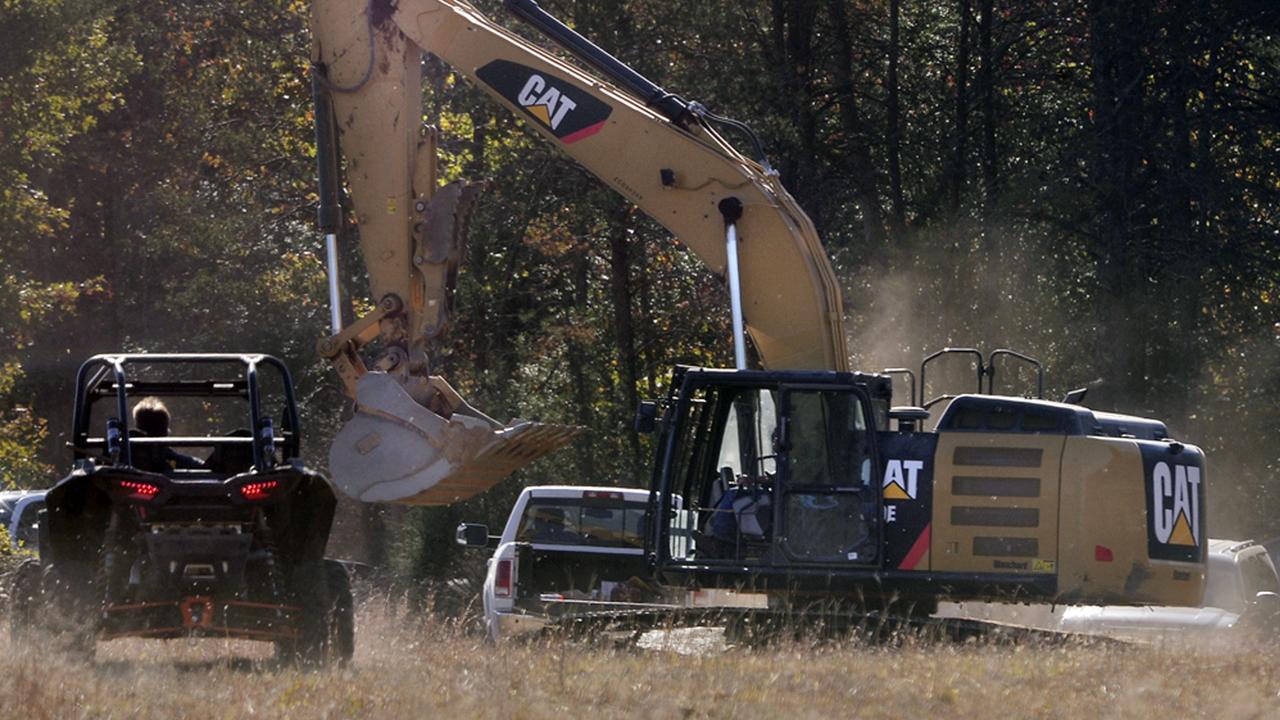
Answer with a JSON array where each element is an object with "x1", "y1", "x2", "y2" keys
[{"x1": 310, "y1": 0, "x2": 1210, "y2": 609}]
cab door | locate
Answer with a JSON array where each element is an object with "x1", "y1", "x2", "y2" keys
[{"x1": 776, "y1": 386, "x2": 880, "y2": 566}]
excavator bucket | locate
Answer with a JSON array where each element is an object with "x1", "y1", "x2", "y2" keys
[{"x1": 328, "y1": 373, "x2": 581, "y2": 505}]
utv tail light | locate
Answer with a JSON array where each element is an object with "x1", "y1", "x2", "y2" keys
[
  {"x1": 239, "y1": 480, "x2": 281, "y2": 501},
  {"x1": 118, "y1": 480, "x2": 160, "y2": 500},
  {"x1": 1095, "y1": 545, "x2": 1114, "y2": 562},
  {"x1": 494, "y1": 558, "x2": 513, "y2": 598}
]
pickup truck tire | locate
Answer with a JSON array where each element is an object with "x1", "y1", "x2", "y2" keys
[{"x1": 484, "y1": 617, "x2": 499, "y2": 645}]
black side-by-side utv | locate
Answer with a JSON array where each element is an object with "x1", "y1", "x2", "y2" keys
[{"x1": 8, "y1": 354, "x2": 352, "y2": 664}]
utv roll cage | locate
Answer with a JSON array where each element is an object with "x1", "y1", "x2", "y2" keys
[{"x1": 70, "y1": 353, "x2": 302, "y2": 472}]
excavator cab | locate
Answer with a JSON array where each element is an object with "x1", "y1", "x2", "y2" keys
[{"x1": 647, "y1": 368, "x2": 894, "y2": 586}]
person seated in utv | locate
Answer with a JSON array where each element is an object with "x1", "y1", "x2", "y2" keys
[{"x1": 130, "y1": 396, "x2": 205, "y2": 473}]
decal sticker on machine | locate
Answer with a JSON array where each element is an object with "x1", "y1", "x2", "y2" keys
[
  {"x1": 879, "y1": 433, "x2": 937, "y2": 570},
  {"x1": 882, "y1": 459, "x2": 923, "y2": 501},
  {"x1": 1152, "y1": 462, "x2": 1200, "y2": 546},
  {"x1": 1140, "y1": 444, "x2": 1206, "y2": 564},
  {"x1": 897, "y1": 524, "x2": 930, "y2": 570},
  {"x1": 476, "y1": 60, "x2": 613, "y2": 144}
]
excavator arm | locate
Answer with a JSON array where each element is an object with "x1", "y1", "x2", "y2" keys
[{"x1": 310, "y1": 0, "x2": 849, "y2": 504}]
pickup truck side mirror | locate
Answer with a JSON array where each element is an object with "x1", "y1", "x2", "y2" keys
[{"x1": 455, "y1": 522, "x2": 497, "y2": 549}]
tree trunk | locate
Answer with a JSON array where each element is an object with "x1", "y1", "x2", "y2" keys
[
  {"x1": 638, "y1": 241, "x2": 657, "y2": 397},
  {"x1": 361, "y1": 505, "x2": 388, "y2": 567},
  {"x1": 951, "y1": 0, "x2": 972, "y2": 213},
  {"x1": 1088, "y1": 0, "x2": 1151, "y2": 409},
  {"x1": 1151, "y1": 0, "x2": 1201, "y2": 417},
  {"x1": 568, "y1": 242, "x2": 597, "y2": 480},
  {"x1": 978, "y1": 0, "x2": 999, "y2": 225},
  {"x1": 609, "y1": 208, "x2": 643, "y2": 482},
  {"x1": 772, "y1": 0, "x2": 823, "y2": 231},
  {"x1": 826, "y1": 0, "x2": 888, "y2": 255},
  {"x1": 886, "y1": 0, "x2": 906, "y2": 235}
]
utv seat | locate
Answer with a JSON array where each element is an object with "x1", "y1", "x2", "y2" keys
[
  {"x1": 128, "y1": 430, "x2": 202, "y2": 475},
  {"x1": 205, "y1": 429, "x2": 255, "y2": 476}
]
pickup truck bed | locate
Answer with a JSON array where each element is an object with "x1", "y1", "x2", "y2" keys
[{"x1": 513, "y1": 544, "x2": 650, "y2": 604}]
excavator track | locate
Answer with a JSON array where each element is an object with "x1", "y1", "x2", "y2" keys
[{"x1": 538, "y1": 603, "x2": 1130, "y2": 649}]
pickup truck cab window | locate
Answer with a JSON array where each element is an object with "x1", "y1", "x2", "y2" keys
[{"x1": 516, "y1": 499, "x2": 648, "y2": 548}]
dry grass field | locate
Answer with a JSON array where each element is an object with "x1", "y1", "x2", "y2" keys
[{"x1": 1, "y1": 598, "x2": 1277, "y2": 720}]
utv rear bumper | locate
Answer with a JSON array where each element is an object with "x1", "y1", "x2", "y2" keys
[{"x1": 101, "y1": 596, "x2": 302, "y2": 642}]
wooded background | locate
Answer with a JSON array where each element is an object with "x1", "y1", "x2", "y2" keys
[{"x1": 2, "y1": 0, "x2": 1277, "y2": 584}]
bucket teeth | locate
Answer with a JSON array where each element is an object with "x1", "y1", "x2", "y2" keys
[
  {"x1": 328, "y1": 372, "x2": 581, "y2": 505},
  {"x1": 396, "y1": 422, "x2": 582, "y2": 505}
]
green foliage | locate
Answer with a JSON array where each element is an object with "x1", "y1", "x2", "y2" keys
[
  {"x1": 0, "y1": 525, "x2": 26, "y2": 578},
  {"x1": 0, "y1": 405, "x2": 54, "y2": 489}
]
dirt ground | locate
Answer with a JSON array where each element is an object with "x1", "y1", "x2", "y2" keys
[{"x1": 1, "y1": 598, "x2": 1278, "y2": 720}]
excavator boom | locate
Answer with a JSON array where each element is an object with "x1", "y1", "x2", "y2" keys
[{"x1": 310, "y1": 0, "x2": 848, "y2": 503}]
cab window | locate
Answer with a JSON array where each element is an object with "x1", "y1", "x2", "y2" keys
[
  {"x1": 785, "y1": 390, "x2": 871, "y2": 488},
  {"x1": 716, "y1": 389, "x2": 778, "y2": 479}
]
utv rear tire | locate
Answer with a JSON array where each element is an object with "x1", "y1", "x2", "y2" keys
[
  {"x1": 276, "y1": 561, "x2": 329, "y2": 666},
  {"x1": 20, "y1": 562, "x2": 97, "y2": 661},
  {"x1": 8, "y1": 558, "x2": 42, "y2": 643},
  {"x1": 276, "y1": 560, "x2": 352, "y2": 667},
  {"x1": 325, "y1": 560, "x2": 355, "y2": 664}
]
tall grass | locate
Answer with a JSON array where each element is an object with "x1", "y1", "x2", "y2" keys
[{"x1": 0, "y1": 596, "x2": 1276, "y2": 719}]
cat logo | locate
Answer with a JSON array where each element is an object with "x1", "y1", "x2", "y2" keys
[
  {"x1": 883, "y1": 459, "x2": 923, "y2": 501},
  {"x1": 1152, "y1": 461, "x2": 1201, "y2": 547},
  {"x1": 476, "y1": 60, "x2": 613, "y2": 145},
  {"x1": 517, "y1": 74, "x2": 577, "y2": 131}
]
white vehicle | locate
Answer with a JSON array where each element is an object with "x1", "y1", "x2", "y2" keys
[
  {"x1": 940, "y1": 538, "x2": 1280, "y2": 640},
  {"x1": 1057, "y1": 538, "x2": 1280, "y2": 640},
  {"x1": 458, "y1": 485, "x2": 669, "y2": 642},
  {"x1": 0, "y1": 491, "x2": 45, "y2": 550}
]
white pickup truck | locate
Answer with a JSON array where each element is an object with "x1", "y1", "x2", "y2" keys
[
  {"x1": 457, "y1": 485, "x2": 662, "y2": 642},
  {"x1": 0, "y1": 490, "x2": 45, "y2": 550},
  {"x1": 938, "y1": 538, "x2": 1280, "y2": 640},
  {"x1": 1055, "y1": 538, "x2": 1280, "y2": 639}
]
